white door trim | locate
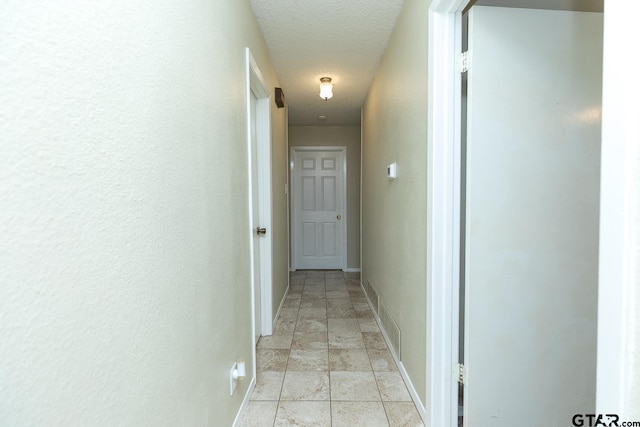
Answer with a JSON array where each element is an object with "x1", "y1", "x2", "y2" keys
[
  {"x1": 246, "y1": 48, "x2": 273, "y2": 348},
  {"x1": 290, "y1": 145, "x2": 348, "y2": 271},
  {"x1": 427, "y1": 1, "x2": 470, "y2": 427},
  {"x1": 597, "y1": 2, "x2": 640, "y2": 415}
]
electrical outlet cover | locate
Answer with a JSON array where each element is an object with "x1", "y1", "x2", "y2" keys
[{"x1": 229, "y1": 362, "x2": 238, "y2": 395}]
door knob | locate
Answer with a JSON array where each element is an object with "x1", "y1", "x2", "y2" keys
[
  {"x1": 256, "y1": 227, "x2": 267, "y2": 235},
  {"x1": 336, "y1": 214, "x2": 342, "y2": 220}
]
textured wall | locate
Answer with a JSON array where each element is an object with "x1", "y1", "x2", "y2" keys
[
  {"x1": 271, "y1": 108, "x2": 289, "y2": 317},
  {"x1": 0, "y1": 0, "x2": 284, "y2": 425},
  {"x1": 288, "y1": 126, "x2": 361, "y2": 270},
  {"x1": 361, "y1": 0, "x2": 430, "y2": 406}
]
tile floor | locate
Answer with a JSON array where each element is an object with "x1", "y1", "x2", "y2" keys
[{"x1": 239, "y1": 270, "x2": 425, "y2": 427}]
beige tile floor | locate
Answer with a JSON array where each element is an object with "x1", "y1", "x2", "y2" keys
[{"x1": 239, "y1": 270, "x2": 425, "y2": 427}]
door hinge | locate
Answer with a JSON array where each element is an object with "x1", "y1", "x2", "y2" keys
[
  {"x1": 457, "y1": 363, "x2": 466, "y2": 385},
  {"x1": 457, "y1": 51, "x2": 471, "y2": 73}
]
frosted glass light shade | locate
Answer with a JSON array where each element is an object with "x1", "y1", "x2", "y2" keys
[{"x1": 319, "y1": 77, "x2": 333, "y2": 100}]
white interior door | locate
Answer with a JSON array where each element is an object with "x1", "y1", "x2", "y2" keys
[
  {"x1": 463, "y1": 6, "x2": 602, "y2": 426},
  {"x1": 292, "y1": 148, "x2": 346, "y2": 270},
  {"x1": 249, "y1": 90, "x2": 261, "y2": 345},
  {"x1": 246, "y1": 49, "x2": 273, "y2": 345}
]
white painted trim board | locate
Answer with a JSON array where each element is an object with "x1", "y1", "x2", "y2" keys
[{"x1": 231, "y1": 377, "x2": 257, "y2": 427}]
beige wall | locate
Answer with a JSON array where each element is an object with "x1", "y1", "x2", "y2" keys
[
  {"x1": 361, "y1": 0, "x2": 430, "y2": 406},
  {"x1": 271, "y1": 96, "x2": 289, "y2": 316},
  {"x1": 0, "y1": 0, "x2": 285, "y2": 425},
  {"x1": 289, "y1": 126, "x2": 361, "y2": 270}
]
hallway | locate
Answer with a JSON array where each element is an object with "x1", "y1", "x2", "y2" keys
[
  {"x1": 239, "y1": 271, "x2": 424, "y2": 426},
  {"x1": 3, "y1": 1, "x2": 638, "y2": 426}
]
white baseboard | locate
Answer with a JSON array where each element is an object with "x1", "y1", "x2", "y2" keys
[
  {"x1": 397, "y1": 358, "x2": 428, "y2": 424},
  {"x1": 231, "y1": 376, "x2": 257, "y2": 427},
  {"x1": 273, "y1": 285, "x2": 290, "y2": 326},
  {"x1": 360, "y1": 282, "x2": 428, "y2": 425}
]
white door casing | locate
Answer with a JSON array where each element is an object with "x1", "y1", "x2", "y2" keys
[
  {"x1": 463, "y1": 6, "x2": 601, "y2": 426},
  {"x1": 596, "y1": 1, "x2": 640, "y2": 417},
  {"x1": 426, "y1": 3, "x2": 462, "y2": 426},
  {"x1": 246, "y1": 49, "x2": 273, "y2": 351},
  {"x1": 291, "y1": 147, "x2": 346, "y2": 270}
]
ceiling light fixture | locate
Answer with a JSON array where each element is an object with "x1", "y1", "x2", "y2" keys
[{"x1": 319, "y1": 77, "x2": 333, "y2": 101}]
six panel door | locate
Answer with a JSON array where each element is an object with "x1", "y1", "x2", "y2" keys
[{"x1": 293, "y1": 149, "x2": 345, "y2": 270}]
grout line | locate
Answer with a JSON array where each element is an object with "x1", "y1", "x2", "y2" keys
[{"x1": 324, "y1": 272, "x2": 333, "y2": 426}]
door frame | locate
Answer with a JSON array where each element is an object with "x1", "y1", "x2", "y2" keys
[
  {"x1": 596, "y1": 1, "x2": 640, "y2": 415},
  {"x1": 427, "y1": 1, "x2": 624, "y2": 426},
  {"x1": 426, "y1": 1, "x2": 467, "y2": 426},
  {"x1": 290, "y1": 145, "x2": 348, "y2": 271},
  {"x1": 246, "y1": 48, "x2": 273, "y2": 347}
]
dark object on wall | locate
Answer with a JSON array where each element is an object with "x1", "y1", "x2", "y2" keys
[{"x1": 275, "y1": 87, "x2": 285, "y2": 108}]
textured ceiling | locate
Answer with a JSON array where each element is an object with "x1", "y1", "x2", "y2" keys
[{"x1": 250, "y1": 0, "x2": 405, "y2": 126}]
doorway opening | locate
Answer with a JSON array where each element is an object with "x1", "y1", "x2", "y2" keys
[{"x1": 428, "y1": 1, "x2": 603, "y2": 426}]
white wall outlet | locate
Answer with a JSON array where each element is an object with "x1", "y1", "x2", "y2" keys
[{"x1": 229, "y1": 361, "x2": 238, "y2": 395}]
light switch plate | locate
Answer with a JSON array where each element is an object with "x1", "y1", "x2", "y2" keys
[{"x1": 387, "y1": 162, "x2": 397, "y2": 180}]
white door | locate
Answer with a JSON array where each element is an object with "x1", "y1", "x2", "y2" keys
[
  {"x1": 246, "y1": 48, "x2": 273, "y2": 343},
  {"x1": 249, "y1": 90, "x2": 261, "y2": 345},
  {"x1": 463, "y1": 7, "x2": 602, "y2": 426},
  {"x1": 292, "y1": 148, "x2": 346, "y2": 270}
]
